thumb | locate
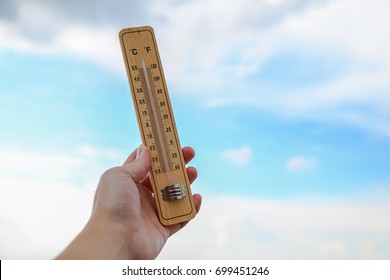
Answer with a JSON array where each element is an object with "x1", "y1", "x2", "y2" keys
[{"x1": 123, "y1": 145, "x2": 151, "y2": 182}]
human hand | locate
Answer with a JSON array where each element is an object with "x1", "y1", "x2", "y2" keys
[{"x1": 56, "y1": 145, "x2": 201, "y2": 259}]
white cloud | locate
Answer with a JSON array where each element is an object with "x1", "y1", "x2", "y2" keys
[
  {"x1": 2, "y1": 0, "x2": 390, "y2": 119},
  {"x1": 1, "y1": 0, "x2": 389, "y2": 89},
  {"x1": 1, "y1": 147, "x2": 389, "y2": 259},
  {"x1": 0, "y1": 20, "x2": 122, "y2": 71},
  {"x1": 0, "y1": 177, "x2": 93, "y2": 259},
  {"x1": 0, "y1": 145, "x2": 126, "y2": 259},
  {"x1": 286, "y1": 156, "x2": 317, "y2": 172},
  {"x1": 76, "y1": 144, "x2": 123, "y2": 161},
  {"x1": 221, "y1": 146, "x2": 252, "y2": 166},
  {"x1": 159, "y1": 0, "x2": 390, "y2": 137},
  {"x1": 159, "y1": 193, "x2": 390, "y2": 259},
  {"x1": 0, "y1": 0, "x2": 328, "y2": 83},
  {"x1": 157, "y1": 0, "x2": 390, "y2": 139},
  {"x1": 207, "y1": 1, "x2": 390, "y2": 135}
]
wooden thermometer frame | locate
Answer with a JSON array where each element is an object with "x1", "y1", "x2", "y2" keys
[{"x1": 119, "y1": 26, "x2": 196, "y2": 226}]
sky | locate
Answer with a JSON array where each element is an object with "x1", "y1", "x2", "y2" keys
[{"x1": 0, "y1": 0, "x2": 390, "y2": 259}]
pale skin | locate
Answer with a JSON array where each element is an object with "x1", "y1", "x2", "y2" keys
[{"x1": 56, "y1": 145, "x2": 202, "y2": 259}]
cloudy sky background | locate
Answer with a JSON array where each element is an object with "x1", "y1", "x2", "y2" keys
[{"x1": 1, "y1": 0, "x2": 390, "y2": 259}]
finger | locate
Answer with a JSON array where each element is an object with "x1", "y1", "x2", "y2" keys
[
  {"x1": 182, "y1": 146, "x2": 195, "y2": 164},
  {"x1": 194, "y1": 193, "x2": 202, "y2": 213},
  {"x1": 186, "y1": 166, "x2": 198, "y2": 184},
  {"x1": 167, "y1": 193, "x2": 202, "y2": 237},
  {"x1": 122, "y1": 145, "x2": 151, "y2": 182},
  {"x1": 140, "y1": 147, "x2": 197, "y2": 190},
  {"x1": 125, "y1": 146, "x2": 195, "y2": 166},
  {"x1": 123, "y1": 146, "x2": 138, "y2": 165}
]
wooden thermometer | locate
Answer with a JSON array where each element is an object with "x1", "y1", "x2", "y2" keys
[{"x1": 119, "y1": 26, "x2": 196, "y2": 226}]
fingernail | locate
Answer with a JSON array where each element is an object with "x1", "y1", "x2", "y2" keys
[{"x1": 136, "y1": 144, "x2": 145, "y2": 159}]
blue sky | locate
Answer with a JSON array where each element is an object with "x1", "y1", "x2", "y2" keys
[{"x1": 1, "y1": 0, "x2": 390, "y2": 259}]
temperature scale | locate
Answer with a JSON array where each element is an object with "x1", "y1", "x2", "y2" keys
[{"x1": 119, "y1": 26, "x2": 196, "y2": 226}]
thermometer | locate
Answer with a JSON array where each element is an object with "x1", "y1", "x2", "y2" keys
[{"x1": 119, "y1": 26, "x2": 196, "y2": 226}]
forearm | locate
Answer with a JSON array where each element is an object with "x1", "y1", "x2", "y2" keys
[{"x1": 55, "y1": 219, "x2": 132, "y2": 260}]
